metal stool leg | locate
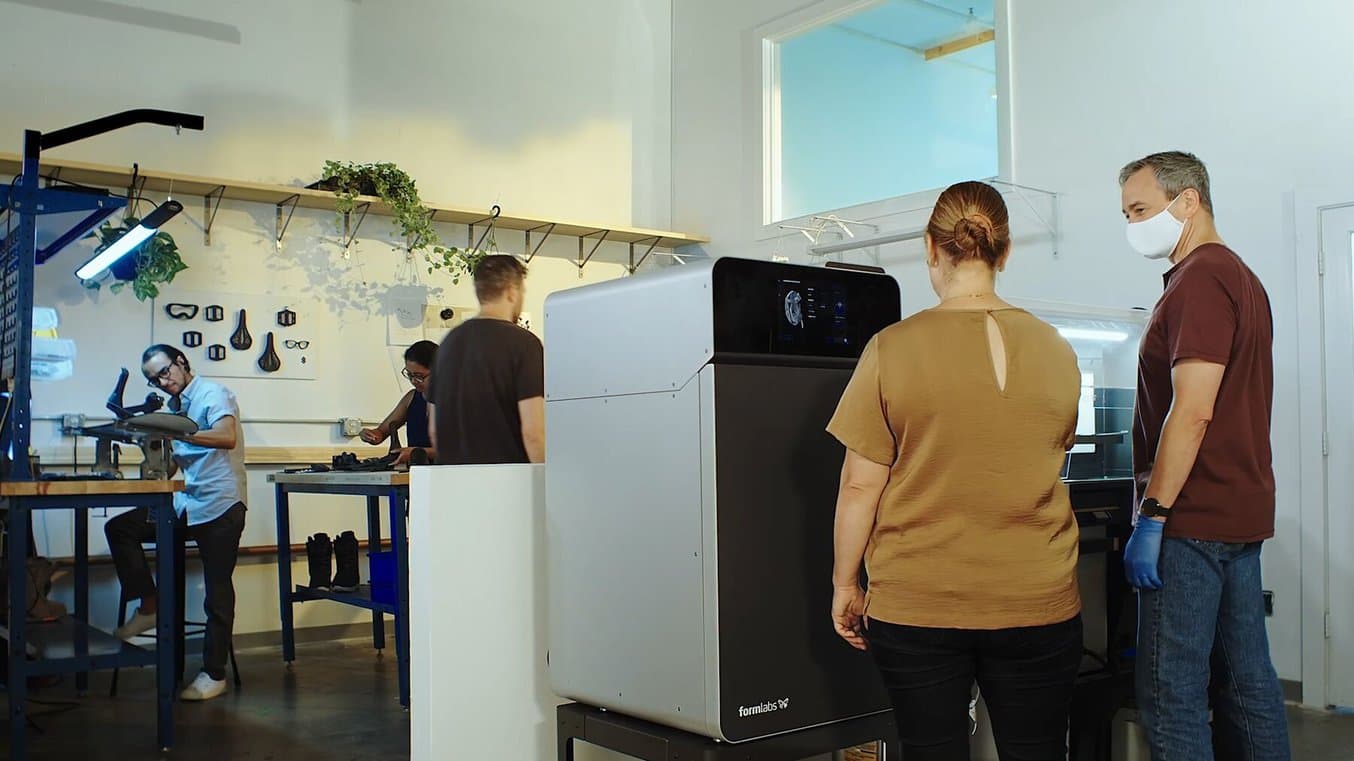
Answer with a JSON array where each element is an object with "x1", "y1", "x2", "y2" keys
[
  {"x1": 109, "y1": 590, "x2": 132, "y2": 697},
  {"x1": 230, "y1": 641, "x2": 241, "y2": 688}
]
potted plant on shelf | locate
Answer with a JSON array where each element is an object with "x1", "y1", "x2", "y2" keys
[
  {"x1": 86, "y1": 218, "x2": 188, "y2": 301},
  {"x1": 315, "y1": 160, "x2": 489, "y2": 284}
]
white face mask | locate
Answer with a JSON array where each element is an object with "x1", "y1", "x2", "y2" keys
[{"x1": 1126, "y1": 195, "x2": 1185, "y2": 260}]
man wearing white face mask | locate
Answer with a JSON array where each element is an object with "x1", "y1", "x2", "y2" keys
[{"x1": 1118, "y1": 151, "x2": 1290, "y2": 760}]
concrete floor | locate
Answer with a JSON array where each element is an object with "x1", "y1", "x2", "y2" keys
[
  {"x1": 3, "y1": 639, "x2": 1354, "y2": 761},
  {"x1": 3, "y1": 639, "x2": 410, "y2": 761}
]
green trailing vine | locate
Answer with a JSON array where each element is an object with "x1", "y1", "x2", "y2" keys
[
  {"x1": 86, "y1": 218, "x2": 188, "y2": 301},
  {"x1": 319, "y1": 160, "x2": 489, "y2": 283}
]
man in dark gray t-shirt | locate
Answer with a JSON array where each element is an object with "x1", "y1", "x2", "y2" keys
[{"x1": 429, "y1": 255, "x2": 545, "y2": 464}]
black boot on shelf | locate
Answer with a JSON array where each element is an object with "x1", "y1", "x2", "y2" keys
[
  {"x1": 332, "y1": 531, "x2": 360, "y2": 593},
  {"x1": 306, "y1": 533, "x2": 333, "y2": 591}
]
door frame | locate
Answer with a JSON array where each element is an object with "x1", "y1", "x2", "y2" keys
[{"x1": 1293, "y1": 187, "x2": 1354, "y2": 707}]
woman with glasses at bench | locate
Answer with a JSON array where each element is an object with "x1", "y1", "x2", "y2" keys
[{"x1": 360, "y1": 340, "x2": 438, "y2": 465}]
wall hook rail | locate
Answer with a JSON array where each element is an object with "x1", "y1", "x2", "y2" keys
[{"x1": 467, "y1": 204, "x2": 501, "y2": 252}]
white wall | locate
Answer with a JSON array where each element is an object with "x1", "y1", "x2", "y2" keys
[
  {"x1": 0, "y1": 0, "x2": 672, "y2": 228},
  {"x1": 346, "y1": 0, "x2": 673, "y2": 228},
  {"x1": 3, "y1": 0, "x2": 672, "y2": 637},
  {"x1": 673, "y1": 0, "x2": 1354, "y2": 686},
  {"x1": 0, "y1": 0, "x2": 350, "y2": 184},
  {"x1": 1005, "y1": 0, "x2": 1354, "y2": 689}
]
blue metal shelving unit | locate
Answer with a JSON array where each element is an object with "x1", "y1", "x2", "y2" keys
[
  {"x1": 2, "y1": 110, "x2": 203, "y2": 479},
  {"x1": 1, "y1": 110, "x2": 204, "y2": 760}
]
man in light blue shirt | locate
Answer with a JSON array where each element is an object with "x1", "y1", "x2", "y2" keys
[{"x1": 105, "y1": 344, "x2": 247, "y2": 702}]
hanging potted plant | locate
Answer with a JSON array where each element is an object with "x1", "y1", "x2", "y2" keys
[
  {"x1": 316, "y1": 160, "x2": 439, "y2": 248},
  {"x1": 86, "y1": 218, "x2": 188, "y2": 301},
  {"x1": 315, "y1": 160, "x2": 489, "y2": 284}
]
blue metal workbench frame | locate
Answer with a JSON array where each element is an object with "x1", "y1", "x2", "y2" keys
[
  {"x1": 4, "y1": 487, "x2": 179, "y2": 757},
  {"x1": 273, "y1": 477, "x2": 411, "y2": 708},
  {"x1": 0, "y1": 111, "x2": 203, "y2": 760}
]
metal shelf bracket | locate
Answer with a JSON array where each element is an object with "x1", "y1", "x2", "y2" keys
[
  {"x1": 202, "y1": 185, "x2": 225, "y2": 245},
  {"x1": 341, "y1": 201, "x2": 371, "y2": 257},
  {"x1": 576, "y1": 229, "x2": 610, "y2": 276},
  {"x1": 523, "y1": 222, "x2": 555, "y2": 264},
  {"x1": 626, "y1": 235, "x2": 661, "y2": 275},
  {"x1": 275, "y1": 193, "x2": 300, "y2": 250}
]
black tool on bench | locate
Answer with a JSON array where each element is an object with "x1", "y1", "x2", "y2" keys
[
  {"x1": 63, "y1": 369, "x2": 198, "y2": 479},
  {"x1": 282, "y1": 463, "x2": 331, "y2": 474},
  {"x1": 330, "y1": 451, "x2": 400, "y2": 472}
]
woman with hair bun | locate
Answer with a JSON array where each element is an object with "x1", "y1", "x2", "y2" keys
[{"x1": 827, "y1": 181, "x2": 1083, "y2": 759}]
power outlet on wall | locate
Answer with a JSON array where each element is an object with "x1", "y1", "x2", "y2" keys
[
  {"x1": 60, "y1": 413, "x2": 86, "y2": 433},
  {"x1": 340, "y1": 417, "x2": 363, "y2": 438}
]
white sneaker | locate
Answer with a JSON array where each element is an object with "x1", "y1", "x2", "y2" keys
[
  {"x1": 113, "y1": 608, "x2": 157, "y2": 641},
  {"x1": 180, "y1": 671, "x2": 228, "y2": 701}
]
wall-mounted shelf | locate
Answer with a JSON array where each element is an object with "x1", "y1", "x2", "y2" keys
[{"x1": 0, "y1": 153, "x2": 708, "y2": 256}]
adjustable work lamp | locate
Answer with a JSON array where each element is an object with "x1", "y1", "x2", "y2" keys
[{"x1": 74, "y1": 198, "x2": 184, "y2": 281}]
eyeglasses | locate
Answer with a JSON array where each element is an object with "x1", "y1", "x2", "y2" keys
[
  {"x1": 401, "y1": 369, "x2": 430, "y2": 383},
  {"x1": 284, "y1": 339, "x2": 310, "y2": 349},
  {"x1": 145, "y1": 363, "x2": 178, "y2": 388}
]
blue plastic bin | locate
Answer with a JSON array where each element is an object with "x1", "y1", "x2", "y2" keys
[{"x1": 368, "y1": 550, "x2": 397, "y2": 606}]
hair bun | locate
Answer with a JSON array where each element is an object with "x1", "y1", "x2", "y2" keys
[{"x1": 952, "y1": 215, "x2": 994, "y2": 253}]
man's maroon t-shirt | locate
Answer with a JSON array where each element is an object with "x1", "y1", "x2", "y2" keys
[{"x1": 1134, "y1": 243, "x2": 1276, "y2": 542}]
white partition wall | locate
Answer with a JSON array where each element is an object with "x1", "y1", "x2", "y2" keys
[
  {"x1": 410, "y1": 464, "x2": 558, "y2": 760},
  {"x1": 409, "y1": 464, "x2": 629, "y2": 761}
]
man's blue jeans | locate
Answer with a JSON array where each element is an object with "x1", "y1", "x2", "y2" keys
[{"x1": 1136, "y1": 538, "x2": 1291, "y2": 761}]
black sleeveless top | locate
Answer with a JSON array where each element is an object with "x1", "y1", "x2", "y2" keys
[{"x1": 405, "y1": 390, "x2": 431, "y2": 448}]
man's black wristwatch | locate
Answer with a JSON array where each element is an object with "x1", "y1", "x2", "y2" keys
[{"x1": 1138, "y1": 497, "x2": 1173, "y2": 520}]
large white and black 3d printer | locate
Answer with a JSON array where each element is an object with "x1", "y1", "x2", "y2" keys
[{"x1": 546, "y1": 257, "x2": 901, "y2": 742}]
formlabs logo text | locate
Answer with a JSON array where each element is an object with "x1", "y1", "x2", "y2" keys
[{"x1": 738, "y1": 698, "x2": 791, "y2": 718}]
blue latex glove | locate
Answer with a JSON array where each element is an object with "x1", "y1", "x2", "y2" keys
[{"x1": 1124, "y1": 519, "x2": 1165, "y2": 590}]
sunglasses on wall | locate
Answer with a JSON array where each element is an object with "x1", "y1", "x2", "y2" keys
[{"x1": 284, "y1": 339, "x2": 309, "y2": 349}]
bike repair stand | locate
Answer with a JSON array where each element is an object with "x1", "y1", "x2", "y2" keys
[{"x1": 558, "y1": 703, "x2": 900, "y2": 761}]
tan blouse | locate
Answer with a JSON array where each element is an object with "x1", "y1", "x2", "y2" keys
[{"x1": 827, "y1": 308, "x2": 1082, "y2": 630}]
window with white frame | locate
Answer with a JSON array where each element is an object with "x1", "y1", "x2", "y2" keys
[{"x1": 764, "y1": 0, "x2": 1000, "y2": 225}]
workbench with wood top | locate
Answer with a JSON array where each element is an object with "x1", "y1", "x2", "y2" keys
[
  {"x1": 267, "y1": 469, "x2": 411, "y2": 708},
  {"x1": 2, "y1": 478, "x2": 183, "y2": 757}
]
